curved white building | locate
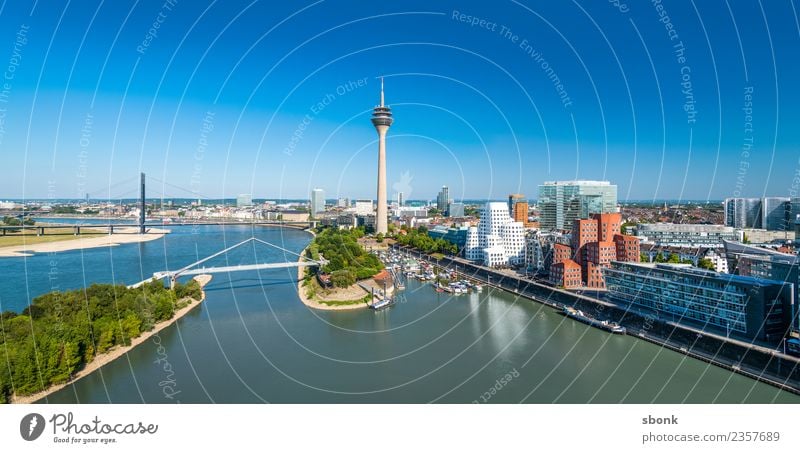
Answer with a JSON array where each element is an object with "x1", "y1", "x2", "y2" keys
[{"x1": 465, "y1": 202, "x2": 525, "y2": 267}]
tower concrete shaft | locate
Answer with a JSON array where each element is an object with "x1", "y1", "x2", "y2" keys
[
  {"x1": 375, "y1": 126, "x2": 388, "y2": 234},
  {"x1": 371, "y1": 78, "x2": 393, "y2": 234}
]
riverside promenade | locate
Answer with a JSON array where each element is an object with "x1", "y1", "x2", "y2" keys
[{"x1": 393, "y1": 244, "x2": 800, "y2": 395}]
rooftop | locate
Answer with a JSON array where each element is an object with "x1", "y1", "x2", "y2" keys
[
  {"x1": 723, "y1": 240, "x2": 796, "y2": 258},
  {"x1": 610, "y1": 260, "x2": 790, "y2": 286},
  {"x1": 638, "y1": 223, "x2": 736, "y2": 232},
  {"x1": 541, "y1": 180, "x2": 612, "y2": 186}
]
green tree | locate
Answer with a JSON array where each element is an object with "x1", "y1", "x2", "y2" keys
[
  {"x1": 120, "y1": 313, "x2": 142, "y2": 344},
  {"x1": 330, "y1": 269, "x2": 356, "y2": 288},
  {"x1": 0, "y1": 281, "x2": 193, "y2": 402},
  {"x1": 620, "y1": 221, "x2": 637, "y2": 234},
  {"x1": 698, "y1": 258, "x2": 715, "y2": 270},
  {"x1": 175, "y1": 280, "x2": 202, "y2": 300},
  {"x1": 310, "y1": 227, "x2": 383, "y2": 280}
]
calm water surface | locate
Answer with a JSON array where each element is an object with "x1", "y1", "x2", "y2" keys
[{"x1": 1, "y1": 224, "x2": 797, "y2": 403}]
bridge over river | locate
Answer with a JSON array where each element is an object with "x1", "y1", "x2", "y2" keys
[{"x1": 129, "y1": 237, "x2": 325, "y2": 289}]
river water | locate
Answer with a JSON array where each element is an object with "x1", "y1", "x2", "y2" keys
[{"x1": 1, "y1": 224, "x2": 797, "y2": 403}]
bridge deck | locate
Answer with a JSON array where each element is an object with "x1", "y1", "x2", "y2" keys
[
  {"x1": 0, "y1": 221, "x2": 313, "y2": 231},
  {"x1": 156, "y1": 261, "x2": 318, "y2": 277},
  {"x1": 127, "y1": 236, "x2": 325, "y2": 289}
]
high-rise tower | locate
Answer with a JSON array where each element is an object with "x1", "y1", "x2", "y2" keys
[{"x1": 371, "y1": 77, "x2": 393, "y2": 234}]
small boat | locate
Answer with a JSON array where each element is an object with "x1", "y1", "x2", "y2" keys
[
  {"x1": 436, "y1": 283, "x2": 453, "y2": 293},
  {"x1": 371, "y1": 298, "x2": 394, "y2": 310},
  {"x1": 561, "y1": 307, "x2": 626, "y2": 334}
]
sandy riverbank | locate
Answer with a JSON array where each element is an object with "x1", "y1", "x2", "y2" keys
[
  {"x1": 11, "y1": 274, "x2": 212, "y2": 404},
  {"x1": 296, "y1": 233, "x2": 370, "y2": 311},
  {"x1": 0, "y1": 227, "x2": 169, "y2": 257}
]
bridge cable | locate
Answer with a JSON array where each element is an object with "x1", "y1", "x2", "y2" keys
[
  {"x1": 148, "y1": 177, "x2": 212, "y2": 200},
  {"x1": 165, "y1": 237, "x2": 320, "y2": 278}
]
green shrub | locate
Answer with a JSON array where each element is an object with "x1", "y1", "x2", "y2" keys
[
  {"x1": 0, "y1": 282, "x2": 189, "y2": 402},
  {"x1": 330, "y1": 269, "x2": 356, "y2": 288}
]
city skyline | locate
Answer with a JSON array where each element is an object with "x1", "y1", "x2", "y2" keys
[
  {"x1": 3, "y1": 0, "x2": 800, "y2": 436},
  {"x1": 1, "y1": 1, "x2": 800, "y2": 201}
]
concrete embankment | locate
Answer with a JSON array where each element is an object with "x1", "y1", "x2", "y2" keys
[{"x1": 394, "y1": 245, "x2": 800, "y2": 395}]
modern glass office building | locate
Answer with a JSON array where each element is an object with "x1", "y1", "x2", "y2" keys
[
  {"x1": 310, "y1": 188, "x2": 325, "y2": 216},
  {"x1": 236, "y1": 194, "x2": 252, "y2": 207},
  {"x1": 722, "y1": 238, "x2": 799, "y2": 331},
  {"x1": 436, "y1": 186, "x2": 449, "y2": 213},
  {"x1": 603, "y1": 261, "x2": 794, "y2": 342},
  {"x1": 724, "y1": 197, "x2": 762, "y2": 229},
  {"x1": 791, "y1": 197, "x2": 800, "y2": 224},
  {"x1": 447, "y1": 202, "x2": 465, "y2": 217},
  {"x1": 428, "y1": 225, "x2": 469, "y2": 250},
  {"x1": 537, "y1": 181, "x2": 617, "y2": 231},
  {"x1": 762, "y1": 197, "x2": 791, "y2": 231}
]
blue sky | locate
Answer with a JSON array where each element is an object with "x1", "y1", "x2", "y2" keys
[{"x1": 0, "y1": 0, "x2": 798, "y2": 202}]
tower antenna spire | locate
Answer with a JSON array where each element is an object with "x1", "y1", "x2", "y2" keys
[{"x1": 380, "y1": 76, "x2": 385, "y2": 107}]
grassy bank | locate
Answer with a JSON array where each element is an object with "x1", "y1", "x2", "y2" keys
[
  {"x1": 300, "y1": 271, "x2": 371, "y2": 307},
  {"x1": 0, "y1": 228, "x2": 106, "y2": 247}
]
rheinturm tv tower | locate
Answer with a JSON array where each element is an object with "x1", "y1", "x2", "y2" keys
[{"x1": 371, "y1": 77, "x2": 393, "y2": 234}]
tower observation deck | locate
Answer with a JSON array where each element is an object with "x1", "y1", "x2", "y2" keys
[{"x1": 371, "y1": 78, "x2": 393, "y2": 127}]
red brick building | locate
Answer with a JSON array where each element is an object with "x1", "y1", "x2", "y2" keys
[
  {"x1": 586, "y1": 241, "x2": 616, "y2": 265},
  {"x1": 549, "y1": 259, "x2": 582, "y2": 289},
  {"x1": 571, "y1": 218, "x2": 598, "y2": 265},
  {"x1": 549, "y1": 212, "x2": 639, "y2": 289},
  {"x1": 553, "y1": 243, "x2": 572, "y2": 265},
  {"x1": 585, "y1": 262, "x2": 605, "y2": 288},
  {"x1": 613, "y1": 234, "x2": 640, "y2": 262},
  {"x1": 513, "y1": 201, "x2": 529, "y2": 226},
  {"x1": 595, "y1": 212, "x2": 621, "y2": 242}
]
